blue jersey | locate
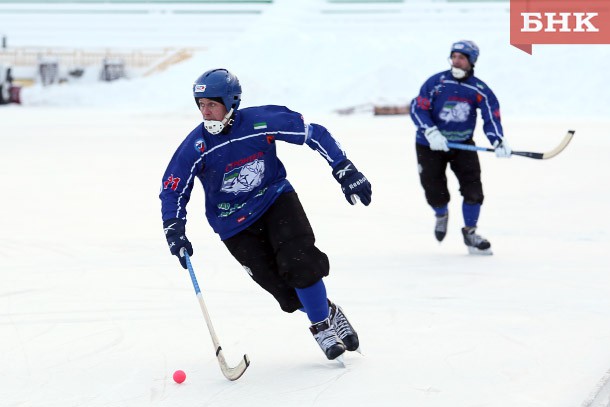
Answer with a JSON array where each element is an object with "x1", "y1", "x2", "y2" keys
[
  {"x1": 160, "y1": 105, "x2": 347, "y2": 240},
  {"x1": 410, "y1": 70, "x2": 504, "y2": 146}
]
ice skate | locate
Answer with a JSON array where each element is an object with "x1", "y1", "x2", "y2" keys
[
  {"x1": 309, "y1": 317, "x2": 346, "y2": 360},
  {"x1": 329, "y1": 301, "x2": 360, "y2": 352},
  {"x1": 462, "y1": 227, "x2": 493, "y2": 255},
  {"x1": 434, "y1": 212, "x2": 449, "y2": 242}
]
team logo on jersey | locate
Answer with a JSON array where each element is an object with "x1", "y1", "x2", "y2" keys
[
  {"x1": 194, "y1": 84, "x2": 206, "y2": 93},
  {"x1": 439, "y1": 101, "x2": 471, "y2": 123},
  {"x1": 163, "y1": 174, "x2": 181, "y2": 191},
  {"x1": 221, "y1": 159, "x2": 265, "y2": 195},
  {"x1": 194, "y1": 138, "x2": 206, "y2": 153},
  {"x1": 416, "y1": 96, "x2": 431, "y2": 110}
]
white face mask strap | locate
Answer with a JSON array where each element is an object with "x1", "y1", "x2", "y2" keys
[{"x1": 223, "y1": 108, "x2": 234, "y2": 127}]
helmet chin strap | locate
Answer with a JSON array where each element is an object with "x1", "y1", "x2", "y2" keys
[
  {"x1": 451, "y1": 67, "x2": 468, "y2": 79},
  {"x1": 203, "y1": 108, "x2": 234, "y2": 135}
]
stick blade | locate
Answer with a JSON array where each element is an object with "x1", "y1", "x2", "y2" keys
[
  {"x1": 219, "y1": 353, "x2": 250, "y2": 381},
  {"x1": 541, "y1": 130, "x2": 575, "y2": 160}
]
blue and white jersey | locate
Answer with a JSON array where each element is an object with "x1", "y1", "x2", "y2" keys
[
  {"x1": 410, "y1": 70, "x2": 504, "y2": 146},
  {"x1": 160, "y1": 105, "x2": 347, "y2": 240}
]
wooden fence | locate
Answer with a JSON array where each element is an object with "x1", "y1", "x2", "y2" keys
[{"x1": 0, "y1": 47, "x2": 201, "y2": 69}]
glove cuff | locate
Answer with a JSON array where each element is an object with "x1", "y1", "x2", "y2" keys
[
  {"x1": 424, "y1": 126, "x2": 439, "y2": 137},
  {"x1": 332, "y1": 159, "x2": 358, "y2": 183},
  {"x1": 491, "y1": 137, "x2": 508, "y2": 148},
  {"x1": 163, "y1": 218, "x2": 186, "y2": 237}
]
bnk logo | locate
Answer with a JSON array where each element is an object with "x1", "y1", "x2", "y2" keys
[
  {"x1": 510, "y1": 0, "x2": 610, "y2": 54},
  {"x1": 521, "y1": 12, "x2": 599, "y2": 32}
]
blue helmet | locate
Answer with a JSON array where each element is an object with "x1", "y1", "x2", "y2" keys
[
  {"x1": 192, "y1": 68, "x2": 242, "y2": 111},
  {"x1": 450, "y1": 40, "x2": 479, "y2": 66}
]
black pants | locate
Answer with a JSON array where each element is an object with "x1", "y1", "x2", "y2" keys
[
  {"x1": 223, "y1": 192, "x2": 330, "y2": 313},
  {"x1": 416, "y1": 141, "x2": 484, "y2": 208}
]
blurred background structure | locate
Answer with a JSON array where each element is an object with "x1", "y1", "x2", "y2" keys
[{"x1": 1, "y1": 0, "x2": 515, "y2": 111}]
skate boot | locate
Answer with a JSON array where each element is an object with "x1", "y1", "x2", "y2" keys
[
  {"x1": 461, "y1": 226, "x2": 492, "y2": 255},
  {"x1": 329, "y1": 301, "x2": 359, "y2": 352},
  {"x1": 309, "y1": 317, "x2": 346, "y2": 360},
  {"x1": 434, "y1": 212, "x2": 449, "y2": 242}
]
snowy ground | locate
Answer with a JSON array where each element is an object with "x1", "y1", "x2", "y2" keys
[
  {"x1": 2, "y1": 1, "x2": 610, "y2": 406},
  {"x1": 1, "y1": 107, "x2": 609, "y2": 407}
]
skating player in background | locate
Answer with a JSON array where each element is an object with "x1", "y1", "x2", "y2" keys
[{"x1": 410, "y1": 40, "x2": 511, "y2": 255}]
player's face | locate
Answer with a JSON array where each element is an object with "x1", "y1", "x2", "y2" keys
[
  {"x1": 199, "y1": 98, "x2": 228, "y2": 121},
  {"x1": 450, "y1": 52, "x2": 471, "y2": 71}
]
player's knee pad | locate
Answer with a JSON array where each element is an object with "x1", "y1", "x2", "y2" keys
[
  {"x1": 276, "y1": 239, "x2": 330, "y2": 289},
  {"x1": 463, "y1": 194, "x2": 484, "y2": 205},
  {"x1": 421, "y1": 180, "x2": 450, "y2": 208},
  {"x1": 426, "y1": 193, "x2": 450, "y2": 209},
  {"x1": 462, "y1": 185, "x2": 484, "y2": 205}
]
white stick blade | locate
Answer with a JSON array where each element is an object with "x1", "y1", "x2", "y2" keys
[
  {"x1": 542, "y1": 130, "x2": 575, "y2": 159},
  {"x1": 219, "y1": 353, "x2": 250, "y2": 381}
]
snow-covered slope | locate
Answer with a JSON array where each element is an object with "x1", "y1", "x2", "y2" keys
[{"x1": 4, "y1": 0, "x2": 607, "y2": 118}]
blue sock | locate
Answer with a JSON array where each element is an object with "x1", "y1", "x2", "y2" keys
[
  {"x1": 433, "y1": 205, "x2": 448, "y2": 217},
  {"x1": 462, "y1": 202, "x2": 481, "y2": 228},
  {"x1": 295, "y1": 279, "x2": 329, "y2": 323}
]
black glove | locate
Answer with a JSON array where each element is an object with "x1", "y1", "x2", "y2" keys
[
  {"x1": 332, "y1": 159, "x2": 372, "y2": 206},
  {"x1": 163, "y1": 218, "x2": 193, "y2": 269}
]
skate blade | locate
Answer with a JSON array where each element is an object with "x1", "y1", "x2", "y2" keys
[
  {"x1": 335, "y1": 355, "x2": 346, "y2": 368},
  {"x1": 467, "y1": 246, "x2": 493, "y2": 256}
]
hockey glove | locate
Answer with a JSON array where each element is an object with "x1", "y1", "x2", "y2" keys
[
  {"x1": 493, "y1": 139, "x2": 512, "y2": 158},
  {"x1": 424, "y1": 127, "x2": 449, "y2": 152},
  {"x1": 332, "y1": 159, "x2": 372, "y2": 206},
  {"x1": 163, "y1": 218, "x2": 193, "y2": 269}
]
